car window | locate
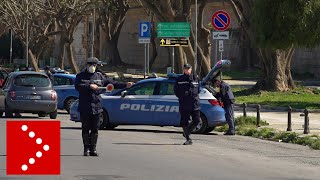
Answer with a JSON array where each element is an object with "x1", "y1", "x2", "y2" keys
[
  {"x1": 14, "y1": 74, "x2": 50, "y2": 87},
  {"x1": 53, "y1": 76, "x2": 73, "y2": 86},
  {"x1": 159, "y1": 82, "x2": 175, "y2": 95},
  {"x1": 127, "y1": 82, "x2": 156, "y2": 95}
]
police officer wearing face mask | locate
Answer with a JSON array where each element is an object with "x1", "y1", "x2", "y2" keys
[
  {"x1": 174, "y1": 64, "x2": 200, "y2": 145},
  {"x1": 75, "y1": 57, "x2": 133, "y2": 156},
  {"x1": 212, "y1": 78, "x2": 235, "y2": 135}
]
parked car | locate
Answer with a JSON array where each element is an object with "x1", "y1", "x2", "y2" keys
[
  {"x1": 52, "y1": 73, "x2": 78, "y2": 113},
  {"x1": 70, "y1": 60, "x2": 231, "y2": 134},
  {"x1": 0, "y1": 71, "x2": 58, "y2": 118}
]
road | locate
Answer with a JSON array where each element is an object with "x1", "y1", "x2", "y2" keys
[{"x1": 0, "y1": 111, "x2": 320, "y2": 180}]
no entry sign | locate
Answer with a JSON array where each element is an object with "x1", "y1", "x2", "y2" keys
[{"x1": 211, "y1": 10, "x2": 231, "y2": 31}]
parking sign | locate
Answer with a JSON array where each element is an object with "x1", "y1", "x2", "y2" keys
[{"x1": 139, "y1": 22, "x2": 151, "y2": 38}]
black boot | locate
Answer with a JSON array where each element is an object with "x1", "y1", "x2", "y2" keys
[
  {"x1": 182, "y1": 126, "x2": 192, "y2": 145},
  {"x1": 89, "y1": 131, "x2": 99, "y2": 156},
  {"x1": 82, "y1": 131, "x2": 90, "y2": 156}
]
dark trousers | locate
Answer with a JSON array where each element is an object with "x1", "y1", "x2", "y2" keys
[
  {"x1": 80, "y1": 112, "x2": 102, "y2": 149},
  {"x1": 224, "y1": 104, "x2": 235, "y2": 133},
  {"x1": 180, "y1": 110, "x2": 200, "y2": 140}
]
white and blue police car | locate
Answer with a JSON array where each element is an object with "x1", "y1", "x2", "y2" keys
[{"x1": 70, "y1": 60, "x2": 231, "y2": 134}]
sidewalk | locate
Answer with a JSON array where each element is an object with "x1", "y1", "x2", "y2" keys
[{"x1": 234, "y1": 106, "x2": 320, "y2": 135}]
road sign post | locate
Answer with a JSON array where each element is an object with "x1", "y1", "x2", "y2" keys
[
  {"x1": 139, "y1": 22, "x2": 151, "y2": 78},
  {"x1": 211, "y1": 10, "x2": 230, "y2": 64}
]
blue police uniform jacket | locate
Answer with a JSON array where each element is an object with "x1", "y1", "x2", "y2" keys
[
  {"x1": 75, "y1": 69, "x2": 126, "y2": 115},
  {"x1": 174, "y1": 73, "x2": 200, "y2": 111},
  {"x1": 216, "y1": 81, "x2": 235, "y2": 105}
]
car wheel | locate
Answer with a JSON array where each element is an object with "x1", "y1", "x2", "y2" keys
[
  {"x1": 5, "y1": 102, "x2": 13, "y2": 118},
  {"x1": 50, "y1": 110, "x2": 58, "y2": 119},
  {"x1": 192, "y1": 113, "x2": 208, "y2": 134},
  {"x1": 204, "y1": 126, "x2": 216, "y2": 134},
  {"x1": 64, "y1": 97, "x2": 77, "y2": 114},
  {"x1": 99, "y1": 110, "x2": 117, "y2": 130},
  {"x1": 38, "y1": 113, "x2": 46, "y2": 117}
]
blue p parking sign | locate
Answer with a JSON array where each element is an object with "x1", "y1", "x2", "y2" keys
[{"x1": 139, "y1": 22, "x2": 151, "y2": 38}]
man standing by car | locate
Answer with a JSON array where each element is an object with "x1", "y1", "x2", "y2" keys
[
  {"x1": 44, "y1": 66, "x2": 53, "y2": 81},
  {"x1": 75, "y1": 57, "x2": 133, "y2": 156},
  {"x1": 174, "y1": 64, "x2": 200, "y2": 145},
  {"x1": 212, "y1": 78, "x2": 235, "y2": 135}
]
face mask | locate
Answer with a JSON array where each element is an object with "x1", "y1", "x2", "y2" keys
[{"x1": 88, "y1": 65, "x2": 96, "y2": 73}]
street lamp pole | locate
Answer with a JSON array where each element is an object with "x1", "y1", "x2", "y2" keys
[
  {"x1": 194, "y1": 0, "x2": 198, "y2": 74},
  {"x1": 26, "y1": 0, "x2": 29, "y2": 67},
  {"x1": 10, "y1": 29, "x2": 13, "y2": 64}
]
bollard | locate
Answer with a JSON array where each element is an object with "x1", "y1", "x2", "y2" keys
[
  {"x1": 287, "y1": 106, "x2": 292, "y2": 131},
  {"x1": 303, "y1": 109, "x2": 310, "y2": 134},
  {"x1": 256, "y1": 104, "x2": 261, "y2": 127},
  {"x1": 243, "y1": 103, "x2": 247, "y2": 117}
]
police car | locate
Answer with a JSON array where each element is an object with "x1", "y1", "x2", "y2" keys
[
  {"x1": 52, "y1": 74, "x2": 79, "y2": 113},
  {"x1": 70, "y1": 60, "x2": 231, "y2": 134}
]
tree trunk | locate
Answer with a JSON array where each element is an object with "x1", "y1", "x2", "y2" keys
[
  {"x1": 253, "y1": 47, "x2": 295, "y2": 91},
  {"x1": 28, "y1": 50, "x2": 39, "y2": 72},
  {"x1": 148, "y1": 13, "x2": 158, "y2": 70},
  {"x1": 102, "y1": 39, "x2": 121, "y2": 66},
  {"x1": 66, "y1": 43, "x2": 80, "y2": 74},
  {"x1": 56, "y1": 38, "x2": 66, "y2": 69}
]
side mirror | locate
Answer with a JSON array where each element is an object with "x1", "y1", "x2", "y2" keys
[{"x1": 121, "y1": 90, "x2": 128, "y2": 98}]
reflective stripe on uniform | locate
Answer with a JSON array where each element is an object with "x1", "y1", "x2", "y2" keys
[{"x1": 178, "y1": 81, "x2": 189, "y2": 84}]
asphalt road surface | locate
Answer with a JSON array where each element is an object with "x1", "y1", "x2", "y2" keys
[{"x1": 0, "y1": 111, "x2": 320, "y2": 180}]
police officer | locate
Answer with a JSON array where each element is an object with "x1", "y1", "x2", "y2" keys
[
  {"x1": 212, "y1": 78, "x2": 235, "y2": 135},
  {"x1": 174, "y1": 64, "x2": 200, "y2": 145},
  {"x1": 75, "y1": 57, "x2": 133, "y2": 156},
  {"x1": 44, "y1": 66, "x2": 53, "y2": 80}
]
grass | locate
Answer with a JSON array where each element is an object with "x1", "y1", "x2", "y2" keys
[
  {"x1": 233, "y1": 86, "x2": 320, "y2": 109},
  {"x1": 216, "y1": 116, "x2": 320, "y2": 150}
]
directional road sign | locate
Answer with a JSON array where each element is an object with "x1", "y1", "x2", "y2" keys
[
  {"x1": 160, "y1": 38, "x2": 188, "y2": 47},
  {"x1": 157, "y1": 22, "x2": 190, "y2": 38},
  {"x1": 211, "y1": 10, "x2": 231, "y2": 31}
]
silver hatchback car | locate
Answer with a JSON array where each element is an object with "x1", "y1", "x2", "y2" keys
[{"x1": 0, "y1": 71, "x2": 58, "y2": 118}]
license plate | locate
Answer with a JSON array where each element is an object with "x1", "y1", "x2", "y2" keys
[{"x1": 26, "y1": 95, "x2": 41, "y2": 100}]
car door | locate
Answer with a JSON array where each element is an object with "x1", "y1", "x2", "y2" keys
[
  {"x1": 53, "y1": 75, "x2": 78, "y2": 109},
  {"x1": 152, "y1": 81, "x2": 180, "y2": 126},
  {"x1": 0, "y1": 75, "x2": 11, "y2": 110},
  {"x1": 106, "y1": 82, "x2": 157, "y2": 125}
]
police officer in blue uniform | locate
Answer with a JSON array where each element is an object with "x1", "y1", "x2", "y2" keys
[
  {"x1": 174, "y1": 64, "x2": 200, "y2": 145},
  {"x1": 212, "y1": 79, "x2": 235, "y2": 135},
  {"x1": 75, "y1": 57, "x2": 133, "y2": 156}
]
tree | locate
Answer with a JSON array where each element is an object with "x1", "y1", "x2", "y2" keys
[
  {"x1": 36, "y1": 0, "x2": 96, "y2": 73},
  {"x1": 0, "y1": 0, "x2": 58, "y2": 71},
  {"x1": 140, "y1": 0, "x2": 211, "y2": 75},
  {"x1": 230, "y1": 0, "x2": 320, "y2": 91},
  {"x1": 96, "y1": 0, "x2": 129, "y2": 65}
]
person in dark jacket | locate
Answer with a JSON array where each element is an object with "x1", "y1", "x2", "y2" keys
[
  {"x1": 212, "y1": 79, "x2": 235, "y2": 135},
  {"x1": 174, "y1": 64, "x2": 200, "y2": 145},
  {"x1": 44, "y1": 66, "x2": 53, "y2": 81},
  {"x1": 75, "y1": 57, "x2": 133, "y2": 156}
]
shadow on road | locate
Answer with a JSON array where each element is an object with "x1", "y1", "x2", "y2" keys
[
  {"x1": 113, "y1": 142, "x2": 182, "y2": 146},
  {"x1": 110, "y1": 128, "x2": 182, "y2": 134},
  {"x1": 61, "y1": 127, "x2": 81, "y2": 130}
]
